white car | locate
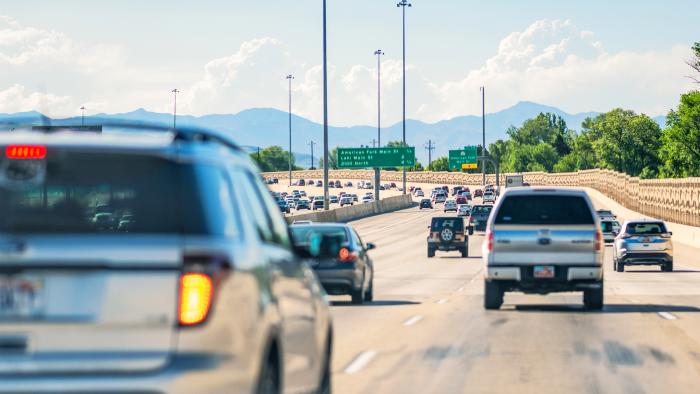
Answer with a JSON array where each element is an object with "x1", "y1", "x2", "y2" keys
[
  {"x1": 362, "y1": 196, "x2": 373, "y2": 204},
  {"x1": 433, "y1": 193, "x2": 447, "y2": 203},
  {"x1": 444, "y1": 199, "x2": 458, "y2": 212},
  {"x1": 457, "y1": 204, "x2": 471, "y2": 217},
  {"x1": 483, "y1": 192, "x2": 496, "y2": 204},
  {"x1": 415, "y1": 190, "x2": 425, "y2": 197}
]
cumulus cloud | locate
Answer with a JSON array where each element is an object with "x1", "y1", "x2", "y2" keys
[{"x1": 0, "y1": 84, "x2": 72, "y2": 115}]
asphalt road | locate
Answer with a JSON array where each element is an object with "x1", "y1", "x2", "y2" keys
[{"x1": 328, "y1": 191, "x2": 700, "y2": 394}]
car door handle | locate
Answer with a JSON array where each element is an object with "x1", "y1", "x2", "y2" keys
[{"x1": 496, "y1": 239, "x2": 511, "y2": 244}]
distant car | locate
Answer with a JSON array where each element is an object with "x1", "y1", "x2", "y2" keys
[
  {"x1": 299, "y1": 190, "x2": 307, "y2": 197},
  {"x1": 483, "y1": 192, "x2": 496, "y2": 204},
  {"x1": 335, "y1": 180, "x2": 342, "y2": 188},
  {"x1": 415, "y1": 190, "x2": 425, "y2": 197},
  {"x1": 329, "y1": 195, "x2": 339, "y2": 204},
  {"x1": 461, "y1": 191, "x2": 472, "y2": 201},
  {"x1": 596, "y1": 209, "x2": 616, "y2": 220},
  {"x1": 427, "y1": 217, "x2": 468, "y2": 258},
  {"x1": 362, "y1": 196, "x2": 373, "y2": 204},
  {"x1": 457, "y1": 204, "x2": 471, "y2": 217},
  {"x1": 350, "y1": 194, "x2": 359, "y2": 202},
  {"x1": 379, "y1": 185, "x2": 385, "y2": 190},
  {"x1": 312, "y1": 200, "x2": 325, "y2": 210},
  {"x1": 345, "y1": 181, "x2": 353, "y2": 187},
  {"x1": 419, "y1": 198, "x2": 433, "y2": 209},
  {"x1": 474, "y1": 189, "x2": 483, "y2": 198},
  {"x1": 443, "y1": 199, "x2": 458, "y2": 212},
  {"x1": 298, "y1": 179, "x2": 306, "y2": 186},
  {"x1": 272, "y1": 177, "x2": 279, "y2": 184},
  {"x1": 455, "y1": 196, "x2": 466, "y2": 205},
  {"x1": 364, "y1": 192, "x2": 374, "y2": 199},
  {"x1": 433, "y1": 193, "x2": 447, "y2": 204},
  {"x1": 613, "y1": 219, "x2": 673, "y2": 272},
  {"x1": 317, "y1": 181, "x2": 323, "y2": 187},
  {"x1": 390, "y1": 182, "x2": 397, "y2": 188},
  {"x1": 278, "y1": 199, "x2": 290, "y2": 214},
  {"x1": 308, "y1": 180, "x2": 315, "y2": 185},
  {"x1": 468, "y1": 204, "x2": 493, "y2": 233},
  {"x1": 296, "y1": 199, "x2": 311, "y2": 210},
  {"x1": 600, "y1": 219, "x2": 616, "y2": 244},
  {"x1": 340, "y1": 196, "x2": 354, "y2": 206},
  {"x1": 413, "y1": 187, "x2": 422, "y2": 196},
  {"x1": 452, "y1": 186, "x2": 463, "y2": 196},
  {"x1": 290, "y1": 223, "x2": 375, "y2": 304}
]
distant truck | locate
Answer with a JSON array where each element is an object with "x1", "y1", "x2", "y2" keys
[{"x1": 505, "y1": 175, "x2": 524, "y2": 188}]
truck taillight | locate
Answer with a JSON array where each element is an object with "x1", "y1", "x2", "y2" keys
[
  {"x1": 179, "y1": 255, "x2": 229, "y2": 327},
  {"x1": 595, "y1": 231, "x2": 602, "y2": 252},
  {"x1": 486, "y1": 231, "x2": 494, "y2": 252}
]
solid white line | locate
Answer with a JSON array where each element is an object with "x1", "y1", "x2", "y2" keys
[
  {"x1": 436, "y1": 298, "x2": 448, "y2": 304},
  {"x1": 344, "y1": 350, "x2": 378, "y2": 374},
  {"x1": 658, "y1": 312, "x2": 678, "y2": 321},
  {"x1": 403, "y1": 315, "x2": 424, "y2": 326}
]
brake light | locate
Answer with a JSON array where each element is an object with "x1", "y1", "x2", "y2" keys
[
  {"x1": 339, "y1": 247, "x2": 358, "y2": 263},
  {"x1": 595, "y1": 230, "x2": 602, "y2": 252},
  {"x1": 5, "y1": 145, "x2": 46, "y2": 159},
  {"x1": 179, "y1": 273, "x2": 213, "y2": 326},
  {"x1": 486, "y1": 231, "x2": 494, "y2": 252}
]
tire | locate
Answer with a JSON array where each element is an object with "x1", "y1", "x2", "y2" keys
[
  {"x1": 364, "y1": 278, "x2": 374, "y2": 302},
  {"x1": 662, "y1": 261, "x2": 673, "y2": 272},
  {"x1": 351, "y1": 281, "x2": 365, "y2": 305},
  {"x1": 256, "y1": 351, "x2": 281, "y2": 394},
  {"x1": 583, "y1": 285, "x2": 604, "y2": 310},
  {"x1": 484, "y1": 281, "x2": 503, "y2": 310},
  {"x1": 461, "y1": 246, "x2": 468, "y2": 258},
  {"x1": 427, "y1": 248, "x2": 435, "y2": 258},
  {"x1": 616, "y1": 261, "x2": 625, "y2": 272},
  {"x1": 318, "y1": 338, "x2": 332, "y2": 394}
]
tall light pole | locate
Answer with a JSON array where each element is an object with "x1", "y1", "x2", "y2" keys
[
  {"x1": 322, "y1": 0, "x2": 330, "y2": 210},
  {"x1": 397, "y1": 0, "x2": 411, "y2": 194},
  {"x1": 374, "y1": 49, "x2": 384, "y2": 200},
  {"x1": 480, "y1": 86, "x2": 486, "y2": 186},
  {"x1": 80, "y1": 106, "x2": 86, "y2": 127},
  {"x1": 308, "y1": 140, "x2": 316, "y2": 170},
  {"x1": 286, "y1": 74, "x2": 294, "y2": 186},
  {"x1": 171, "y1": 89, "x2": 179, "y2": 130}
]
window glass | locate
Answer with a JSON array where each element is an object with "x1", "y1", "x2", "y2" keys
[
  {"x1": 230, "y1": 170, "x2": 274, "y2": 243},
  {"x1": 244, "y1": 170, "x2": 291, "y2": 247},
  {"x1": 494, "y1": 195, "x2": 594, "y2": 225}
]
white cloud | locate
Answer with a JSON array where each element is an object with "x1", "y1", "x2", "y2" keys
[{"x1": 0, "y1": 84, "x2": 72, "y2": 116}]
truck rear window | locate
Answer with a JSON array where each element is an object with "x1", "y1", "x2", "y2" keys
[
  {"x1": 494, "y1": 195, "x2": 594, "y2": 225},
  {"x1": 0, "y1": 151, "x2": 237, "y2": 235}
]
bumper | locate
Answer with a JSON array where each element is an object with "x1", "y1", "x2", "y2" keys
[
  {"x1": 486, "y1": 265, "x2": 603, "y2": 294},
  {"x1": 428, "y1": 241, "x2": 467, "y2": 252},
  {"x1": 314, "y1": 267, "x2": 362, "y2": 295},
  {"x1": 0, "y1": 353, "x2": 249, "y2": 394},
  {"x1": 619, "y1": 252, "x2": 672, "y2": 265}
]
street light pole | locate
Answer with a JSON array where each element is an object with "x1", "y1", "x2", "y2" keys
[
  {"x1": 286, "y1": 74, "x2": 294, "y2": 186},
  {"x1": 322, "y1": 0, "x2": 330, "y2": 210},
  {"x1": 480, "y1": 86, "x2": 486, "y2": 186},
  {"x1": 374, "y1": 49, "x2": 384, "y2": 201},
  {"x1": 308, "y1": 140, "x2": 315, "y2": 170},
  {"x1": 171, "y1": 89, "x2": 179, "y2": 130},
  {"x1": 80, "y1": 106, "x2": 86, "y2": 127},
  {"x1": 397, "y1": 1, "x2": 411, "y2": 194}
]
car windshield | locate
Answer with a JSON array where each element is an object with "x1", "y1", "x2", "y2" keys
[
  {"x1": 601, "y1": 221, "x2": 613, "y2": 232},
  {"x1": 627, "y1": 222, "x2": 667, "y2": 235},
  {"x1": 431, "y1": 218, "x2": 464, "y2": 229},
  {"x1": 471, "y1": 205, "x2": 493, "y2": 215},
  {"x1": 290, "y1": 226, "x2": 349, "y2": 246},
  {"x1": 495, "y1": 195, "x2": 594, "y2": 225}
]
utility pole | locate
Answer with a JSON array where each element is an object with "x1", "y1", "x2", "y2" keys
[
  {"x1": 374, "y1": 49, "x2": 384, "y2": 201},
  {"x1": 286, "y1": 75, "x2": 294, "y2": 186},
  {"x1": 171, "y1": 89, "x2": 179, "y2": 130},
  {"x1": 257, "y1": 146, "x2": 261, "y2": 162},
  {"x1": 397, "y1": 0, "x2": 411, "y2": 194},
  {"x1": 308, "y1": 140, "x2": 316, "y2": 170},
  {"x1": 425, "y1": 140, "x2": 435, "y2": 171},
  {"x1": 80, "y1": 106, "x2": 86, "y2": 127},
  {"x1": 322, "y1": 0, "x2": 330, "y2": 210},
  {"x1": 371, "y1": 139, "x2": 378, "y2": 148},
  {"x1": 480, "y1": 86, "x2": 486, "y2": 186}
]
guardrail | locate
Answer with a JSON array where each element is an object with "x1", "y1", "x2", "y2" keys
[
  {"x1": 285, "y1": 194, "x2": 414, "y2": 224},
  {"x1": 265, "y1": 169, "x2": 700, "y2": 227}
]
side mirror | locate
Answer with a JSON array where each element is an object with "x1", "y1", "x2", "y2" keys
[
  {"x1": 669, "y1": 231, "x2": 673, "y2": 236},
  {"x1": 468, "y1": 226, "x2": 474, "y2": 236},
  {"x1": 427, "y1": 225, "x2": 431, "y2": 230},
  {"x1": 366, "y1": 242, "x2": 376, "y2": 250},
  {"x1": 612, "y1": 231, "x2": 619, "y2": 236}
]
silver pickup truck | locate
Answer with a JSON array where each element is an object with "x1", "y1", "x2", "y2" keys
[{"x1": 482, "y1": 188, "x2": 604, "y2": 310}]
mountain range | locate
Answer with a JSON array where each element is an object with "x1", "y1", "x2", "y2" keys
[{"x1": 0, "y1": 101, "x2": 665, "y2": 167}]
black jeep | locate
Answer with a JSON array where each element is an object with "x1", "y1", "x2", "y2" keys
[{"x1": 427, "y1": 217, "x2": 468, "y2": 258}]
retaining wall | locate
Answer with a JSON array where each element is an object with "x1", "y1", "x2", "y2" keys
[{"x1": 285, "y1": 194, "x2": 413, "y2": 224}]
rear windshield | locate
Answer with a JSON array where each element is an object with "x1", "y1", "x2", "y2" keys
[
  {"x1": 471, "y1": 205, "x2": 493, "y2": 215},
  {"x1": 0, "y1": 151, "x2": 237, "y2": 235},
  {"x1": 494, "y1": 195, "x2": 594, "y2": 225},
  {"x1": 431, "y1": 218, "x2": 464, "y2": 229},
  {"x1": 626, "y1": 222, "x2": 667, "y2": 235},
  {"x1": 290, "y1": 226, "x2": 349, "y2": 246},
  {"x1": 601, "y1": 221, "x2": 613, "y2": 232}
]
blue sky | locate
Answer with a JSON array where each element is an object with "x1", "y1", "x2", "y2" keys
[{"x1": 0, "y1": 0, "x2": 698, "y2": 125}]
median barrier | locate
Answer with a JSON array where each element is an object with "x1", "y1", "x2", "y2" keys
[{"x1": 285, "y1": 194, "x2": 413, "y2": 224}]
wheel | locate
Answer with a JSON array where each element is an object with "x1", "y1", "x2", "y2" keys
[
  {"x1": 427, "y1": 248, "x2": 435, "y2": 258},
  {"x1": 256, "y1": 351, "x2": 281, "y2": 394},
  {"x1": 616, "y1": 261, "x2": 625, "y2": 272},
  {"x1": 484, "y1": 280, "x2": 503, "y2": 310},
  {"x1": 461, "y1": 245, "x2": 468, "y2": 258},
  {"x1": 351, "y1": 283, "x2": 365, "y2": 305},
  {"x1": 583, "y1": 285, "x2": 604, "y2": 310},
  {"x1": 364, "y1": 278, "x2": 374, "y2": 302},
  {"x1": 662, "y1": 261, "x2": 673, "y2": 272},
  {"x1": 318, "y1": 338, "x2": 332, "y2": 394}
]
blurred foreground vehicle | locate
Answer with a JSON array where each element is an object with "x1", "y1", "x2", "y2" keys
[
  {"x1": 613, "y1": 219, "x2": 674, "y2": 272},
  {"x1": 483, "y1": 188, "x2": 604, "y2": 310},
  {"x1": 290, "y1": 223, "x2": 375, "y2": 304},
  {"x1": 0, "y1": 124, "x2": 332, "y2": 394}
]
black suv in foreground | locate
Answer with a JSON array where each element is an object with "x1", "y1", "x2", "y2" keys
[{"x1": 427, "y1": 217, "x2": 469, "y2": 258}]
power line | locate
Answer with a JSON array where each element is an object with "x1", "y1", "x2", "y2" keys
[{"x1": 425, "y1": 139, "x2": 436, "y2": 171}]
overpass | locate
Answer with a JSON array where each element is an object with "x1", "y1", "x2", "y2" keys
[{"x1": 266, "y1": 168, "x2": 700, "y2": 393}]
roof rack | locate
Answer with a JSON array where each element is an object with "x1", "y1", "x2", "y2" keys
[{"x1": 172, "y1": 128, "x2": 240, "y2": 151}]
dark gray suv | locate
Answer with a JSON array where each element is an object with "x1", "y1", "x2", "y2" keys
[{"x1": 0, "y1": 125, "x2": 332, "y2": 394}]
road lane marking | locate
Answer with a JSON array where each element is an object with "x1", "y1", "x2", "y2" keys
[
  {"x1": 344, "y1": 350, "x2": 377, "y2": 374},
  {"x1": 403, "y1": 315, "x2": 424, "y2": 326},
  {"x1": 436, "y1": 298, "x2": 448, "y2": 304},
  {"x1": 456, "y1": 286, "x2": 465, "y2": 292},
  {"x1": 658, "y1": 312, "x2": 678, "y2": 320}
]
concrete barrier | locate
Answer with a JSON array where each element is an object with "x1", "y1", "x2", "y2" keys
[{"x1": 285, "y1": 194, "x2": 413, "y2": 224}]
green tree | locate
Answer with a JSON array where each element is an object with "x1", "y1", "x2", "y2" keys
[
  {"x1": 584, "y1": 109, "x2": 662, "y2": 177},
  {"x1": 688, "y1": 42, "x2": 700, "y2": 84},
  {"x1": 250, "y1": 146, "x2": 295, "y2": 172},
  {"x1": 659, "y1": 91, "x2": 700, "y2": 177},
  {"x1": 429, "y1": 157, "x2": 449, "y2": 171},
  {"x1": 318, "y1": 147, "x2": 338, "y2": 169},
  {"x1": 554, "y1": 131, "x2": 598, "y2": 172}
]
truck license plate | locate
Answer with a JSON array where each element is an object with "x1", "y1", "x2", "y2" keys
[{"x1": 533, "y1": 265, "x2": 555, "y2": 279}]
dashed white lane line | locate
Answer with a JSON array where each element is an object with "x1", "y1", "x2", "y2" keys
[
  {"x1": 658, "y1": 312, "x2": 678, "y2": 321},
  {"x1": 403, "y1": 315, "x2": 424, "y2": 326},
  {"x1": 344, "y1": 351, "x2": 378, "y2": 374},
  {"x1": 456, "y1": 286, "x2": 465, "y2": 292},
  {"x1": 436, "y1": 298, "x2": 448, "y2": 304}
]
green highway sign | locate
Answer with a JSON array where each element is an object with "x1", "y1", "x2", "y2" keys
[
  {"x1": 448, "y1": 146, "x2": 478, "y2": 170},
  {"x1": 337, "y1": 147, "x2": 416, "y2": 168}
]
